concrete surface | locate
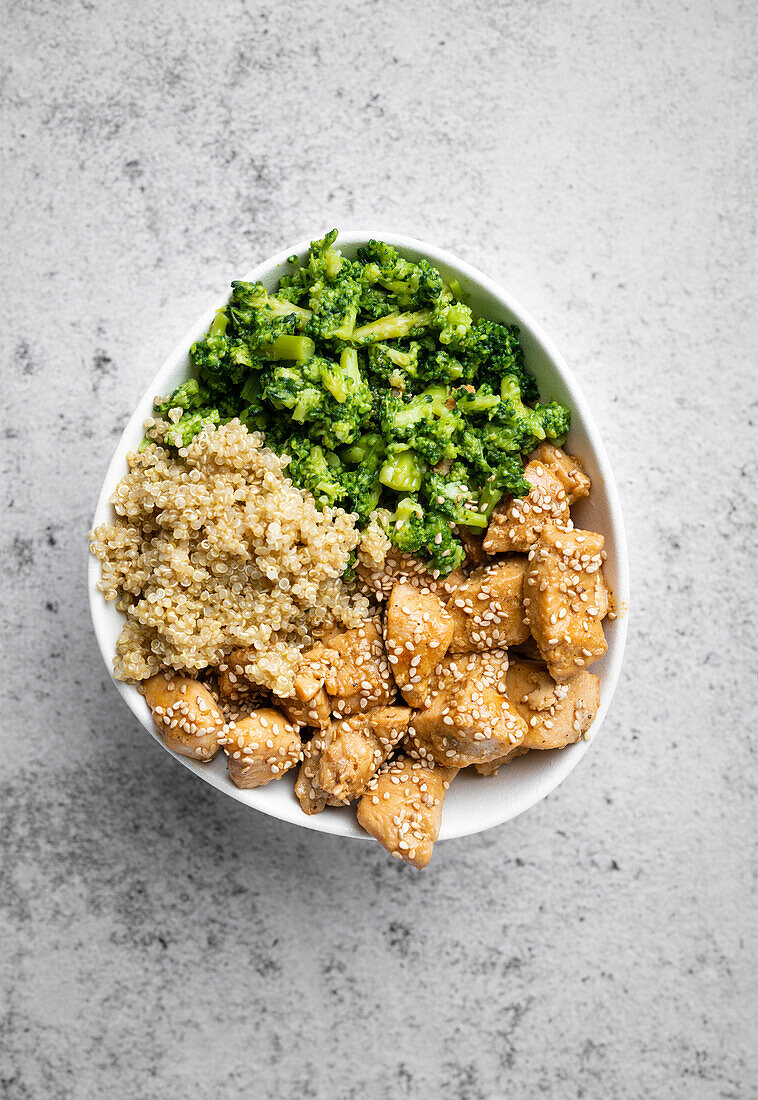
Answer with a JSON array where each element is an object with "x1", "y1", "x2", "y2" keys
[{"x1": 1, "y1": 1, "x2": 756, "y2": 1097}]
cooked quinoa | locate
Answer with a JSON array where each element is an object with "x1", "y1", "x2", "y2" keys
[{"x1": 89, "y1": 419, "x2": 376, "y2": 695}]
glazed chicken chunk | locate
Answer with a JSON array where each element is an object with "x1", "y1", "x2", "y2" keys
[
  {"x1": 223, "y1": 708, "x2": 302, "y2": 789},
  {"x1": 409, "y1": 649, "x2": 511, "y2": 712},
  {"x1": 357, "y1": 547, "x2": 466, "y2": 602},
  {"x1": 446, "y1": 559, "x2": 530, "y2": 653},
  {"x1": 294, "y1": 619, "x2": 396, "y2": 719},
  {"x1": 216, "y1": 647, "x2": 258, "y2": 703},
  {"x1": 476, "y1": 659, "x2": 600, "y2": 775},
  {"x1": 357, "y1": 757, "x2": 458, "y2": 868},
  {"x1": 277, "y1": 689, "x2": 332, "y2": 731},
  {"x1": 294, "y1": 733, "x2": 342, "y2": 815},
  {"x1": 385, "y1": 582, "x2": 454, "y2": 707},
  {"x1": 474, "y1": 746, "x2": 530, "y2": 776},
  {"x1": 524, "y1": 522, "x2": 610, "y2": 680},
  {"x1": 483, "y1": 458, "x2": 570, "y2": 553},
  {"x1": 532, "y1": 443, "x2": 591, "y2": 505},
  {"x1": 408, "y1": 664, "x2": 528, "y2": 768},
  {"x1": 316, "y1": 706, "x2": 412, "y2": 804},
  {"x1": 143, "y1": 674, "x2": 224, "y2": 761},
  {"x1": 507, "y1": 659, "x2": 600, "y2": 750}
]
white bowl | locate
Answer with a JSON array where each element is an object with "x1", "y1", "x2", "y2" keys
[{"x1": 89, "y1": 231, "x2": 629, "y2": 841}]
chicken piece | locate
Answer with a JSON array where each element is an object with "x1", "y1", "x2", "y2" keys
[
  {"x1": 357, "y1": 547, "x2": 466, "y2": 602},
  {"x1": 357, "y1": 757, "x2": 458, "y2": 868},
  {"x1": 223, "y1": 708, "x2": 302, "y2": 789},
  {"x1": 524, "y1": 522, "x2": 610, "y2": 680},
  {"x1": 483, "y1": 459, "x2": 570, "y2": 553},
  {"x1": 294, "y1": 732, "x2": 342, "y2": 815},
  {"x1": 409, "y1": 665, "x2": 528, "y2": 768},
  {"x1": 316, "y1": 706, "x2": 412, "y2": 803},
  {"x1": 385, "y1": 583, "x2": 454, "y2": 707},
  {"x1": 216, "y1": 647, "x2": 257, "y2": 702},
  {"x1": 143, "y1": 673, "x2": 223, "y2": 761},
  {"x1": 409, "y1": 648, "x2": 511, "y2": 711},
  {"x1": 506, "y1": 659, "x2": 600, "y2": 749},
  {"x1": 278, "y1": 689, "x2": 331, "y2": 731},
  {"x1": 294, "y1": 619, "x2": 396, "y2": 719},
  {"x1": 445, "y1": 559, "x2": 529, "y2": 653},
  {"x1": 532, "y1": 443, "x2": 591, "y2": 505},
  {"x1": 475, "y1": 746, "x2": 530, "y2": 776}
]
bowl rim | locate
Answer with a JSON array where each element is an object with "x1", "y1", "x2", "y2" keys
[{"x1": 88, "y1": 228, "x2": 629, "y2": 841}]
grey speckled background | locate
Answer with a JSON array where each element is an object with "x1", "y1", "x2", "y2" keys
[{"x1": 2, "y1": 1, "x2": 757, "y2": 1097}]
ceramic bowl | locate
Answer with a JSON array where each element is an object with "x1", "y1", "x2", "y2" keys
[{"x1": 89, "y1": 231, "x2": 629, "y2": 841}]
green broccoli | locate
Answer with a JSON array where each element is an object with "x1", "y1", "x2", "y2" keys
[
  {"x1": 430, "y1": 298, "x2": 473, "y2": 346},
  {"x1": 152, "y1": 230, "x2": 574, "y2": 584},
  {"x1": 286, "y1": 437, "x2": 348, "y2": 509},
  {"x1": 357, "y1": 240, "x2": 446, "y2": 310},
  {"x1": 458, "y1": 318, "x2": 537, "y2": 401},
  {"x1": 367, "y1": 341, "x2": 422, "y2": 386},
  {"x1": 153, "y1": 377, "x2": 210, "y2": 416},
  {"x1": 352, "y1": 310, "x2": 433, "y2": 345},
  {"x1": 379, "y1": 443, "x2": 425, "y2": 492},
  {"x1": 380, "y1": 386, "x2": 461, "y2": 466},
  {"x1": 263, "y1": 355, "x2": 372, "y2": 448},
  {"x1": 340, "y1": 432, "x2": 385, "y2": 521},
  {"x1": 425, "y1": 467, "x2": 488, "y2": 529},
  {"x1": 534, "y1": 400, "x2": 571, "y2": 442},
  {"x1": 387, "y1": 496, "x2": 465, "y2": 574},
  {"x1": 163, "y1": 408, "x2": 222, "y2": 449}
]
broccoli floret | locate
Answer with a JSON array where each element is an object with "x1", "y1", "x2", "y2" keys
[
  {"x1": 357, "y1": 240, "x2": 446, "y2": 310},
  {"x1": 486, "y1": 375, "x2": 548, "y2": 452},
  {"x1": 430, "y1": 298, "x2": 473, "y2": 346},
  {"x1": 191, "y1": 330, "x2": 256, "y2": 394},
  {"x1": 534, "y1": 400, "x2": 571, "y2": 442},
  {"x1": 286, "y1": 438, "x2": 348, "y2": 509},
  {"x1": 163, "y1": 408, "x2": 221, "y2": 448},
  {"x1": 263, "y1": 353, "x2": 372, "y2": 448},
  {"x1": 229, "y1": 280, "x2": 311, "y2": 335},
  {"x1": 380, "y1": 386, "x2": 461, "y2": 466},
  {"x1": 425, "y1": 467, "x2": 488, "y2": 529},
  {"x1": 458, "y1": 318, "x2": 537, "y2": 401},
  {"x1": 367, "y1": 341, "x2": 422, "y2": 386},
  {"x1": 417, "y1": 346, "x2": 471, "y2": 386},
  {"x1": 352, "y1": 310, "x2": 433, "y2": 345},
  {"x1": 387, "y1": 497, "x2": 465, "y2": 575},
  {"x1": 454, "y1": 382, "x2": 500, "y2": 417},
  {"x1": 306, "y1": 228, "x2": 345, "y2": 282},
  {"x1": 153, "y1": 377, "x2": 211, "y2": 416},
  {"x1": 340, "y1": 432, "x2": 385, "y2": 521},
  {"x1": 389, "y1": 496, "x2": 426, "y2": 555},
  {"x1": 305, "y1": 256, "x2": 362, "y2": 342},
  {"x1": 423, "y1": 512, "x2": 466, "y2": 574},
  {"x1": 357, "y1": 283, "x2": 395, "y2": 321}
]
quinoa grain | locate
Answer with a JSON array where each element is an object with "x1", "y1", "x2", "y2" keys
[{"x1": 89, "y1": 420, "x2": 370, "y2": 692}]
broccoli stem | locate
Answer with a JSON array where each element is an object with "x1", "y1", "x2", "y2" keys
[
  {"x1": 352, "y1": 310, "x2": 432, "y2": 344},
  {"x1": 340, "y1": 347, "x2": 361, "y2": 387},
  {"x1": 261, "y1": 334, "x2": 316, "y2": 361},
  {"x1": 209, "y1": 309, "x2": 228, "y2": 337},
  {"x1": 478, "y1": 481, "x2": 503, "y2": 518},
  {"x1": 266, "y1": 296, "x2": 312, "y2": 325},
  {"x1": 380, "y1": 447, "x2": 424, "y2": 492},
  {"x1": 394, "y1": 496, "x2": 424, "y2": 523},
  {"x1": 454, "y1": 507, "x2": 488, "y2": 529}
]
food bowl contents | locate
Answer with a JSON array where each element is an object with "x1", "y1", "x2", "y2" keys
[{"x1": 90, "y1": 230, "x2": 614, "y2": 867}]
